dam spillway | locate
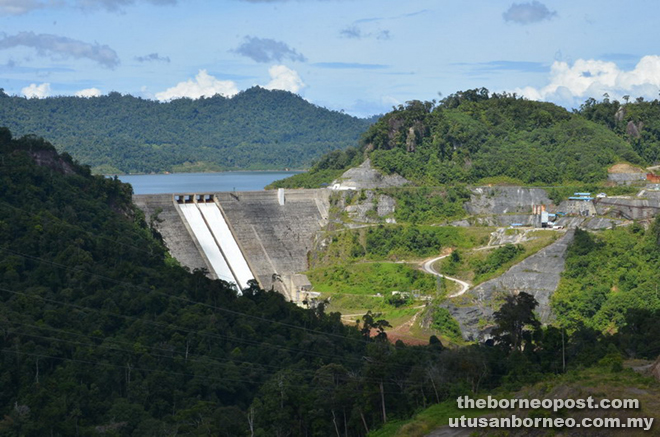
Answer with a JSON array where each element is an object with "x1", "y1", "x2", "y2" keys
[
  {"x1": 133, "y1": 189, "x2": 330, "y2": 300},
  {"x1": 178, "y1": 201, "x2": 250, "y2": 289},
  {"x1": 197, "y1": 202, "x2": 254, "y2": 290}
]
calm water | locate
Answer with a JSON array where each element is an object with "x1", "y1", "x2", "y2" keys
[{"x1": 116, "y1": 171, "x2": 300, "y2": 195}]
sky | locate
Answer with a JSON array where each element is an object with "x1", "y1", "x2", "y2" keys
[{"x1": 1, "y1": 0, "x2": 659, "y2": 117}]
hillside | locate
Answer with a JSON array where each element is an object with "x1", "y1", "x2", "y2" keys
[
  {"x1": 578, "y1": 96, "x2": 660, "y2": 166},
  {"x1": 274, "y1": 90, "x2": 656, "y2": 188},
  {"x1": 0, "y1": 129, "x2": 482, "y2": 435},
  {"x1": 0, "y1": 87, "x2": 371, "y2": 174},
  {"x1": 2, "y1": 129, "x2": 659, "y2": 435}
]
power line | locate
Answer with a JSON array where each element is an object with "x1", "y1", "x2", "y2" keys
[
  {"x1": 0, "y1": 285, "x2": 363, "y2": 366},
  {"x1": 2, "y1": 323, "x2": 416, "y2": 390},
  {"x1": 0, "y1": 246, "x2": 375, "y2": 347}
]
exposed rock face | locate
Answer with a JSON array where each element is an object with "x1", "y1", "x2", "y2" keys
[
  {"x1": 343, "y1": 191, "x2": 396, "y2": 223},
  {"x1": 443, "y1": 230, "x2": 575, "y2": 342},
  {"x1": 331, "y1": 159, "x2": 409, "y2": 190},
  {"x1": 607, "y1": 163, "x2": 647, "y2": 185},
  {"x1": 27, "y1": 149, "x2": 77, "y2": 175},
  {"x1": 626, "y1": 120, "x2": 643, "y2": 138},
  {"x1": 464, "y1": 187, "x2": 552, "y2": 215},
  {"x1": 595, "y1": 197, "x2": 660, "y2": 220}
]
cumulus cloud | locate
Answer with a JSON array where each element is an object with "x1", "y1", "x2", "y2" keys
[
  {"x1": 233, "y1": 37, "x2": 306, "y2": 63},
  {"x1": 155, "y1": 70, "x2": 239, "y2": 101},
  {"x1": 75, "y1": 87, "x2": 102, "y2": 97},
  {"x1": 22, "y1": 82, "x2": 51, "y2": 98},
  {"x1": 135, "y1": 52, "x2": 170, "y2": 63},
  {"x1": 264, "y1": 65, "x2": 305, "y2": 94},
  {"x1": 0, "y1": 0, "x2": 177, "y2": 15},
  {"x1": 503, "y1": 1, "x2": 556, "y2": 24},
  {"x1": 515, "y1": 56, "x2": 660, "y2": 106},
  {"x1": 0, "y1": 32, "x2": 119, "y2": 68}
]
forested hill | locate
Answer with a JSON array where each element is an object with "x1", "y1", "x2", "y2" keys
[
  {"x1": 2, "y1": 129, "x2": 659, "y2": 435},
  {"x1": 0, "y1": 129, "x2": 456, "y2": 435},
  {"x1": 577, "y1": 96, "x2": 660, "y2": 165},
  {"x1": 278, "y1": 89, "x2": 657, "y2": 188},
  {"x1": 0, "y1": 87, "x2": 371, "y2": 174}
]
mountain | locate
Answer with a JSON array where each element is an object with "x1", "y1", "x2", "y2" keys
[
  {"x1": 275, "y1": 89, "x2": 655, "y2": 188},
  {"x1": 0, "y1": 87, "x2": 372, "y2": 174}
]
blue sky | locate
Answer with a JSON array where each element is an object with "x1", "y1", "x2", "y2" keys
[{"x1": 1, "y1": 0, "x2": 659, "y2": 117}]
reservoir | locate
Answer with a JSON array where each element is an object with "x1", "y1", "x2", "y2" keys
[{"x1": 116, "y1": 171, "x2": 300, "y2": 194}]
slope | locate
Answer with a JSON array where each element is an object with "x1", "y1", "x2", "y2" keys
[
  {"x1": 272, "y1": 89, "x2": 646, "y2": 188},
  {"x1": 0, "y1": 87, "x2": 371, "y2": 174}
]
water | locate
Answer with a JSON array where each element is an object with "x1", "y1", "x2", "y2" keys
[{"x1": 115, "y1": 171, "x2": 300, "y2": 195}]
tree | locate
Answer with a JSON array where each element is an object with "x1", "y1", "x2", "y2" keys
[
  {"x1": 359, "y1": 311, "x2": 392, "y2": 341},
  {"x1": 492, "y1": 292, "x2": 540, "y2": 352}
]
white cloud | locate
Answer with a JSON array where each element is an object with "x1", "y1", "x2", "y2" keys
[
  {"x1": 75, "y1": 87, "x2": 102, "y2": 97},
  {"x1": 155, "y1": 70, "x2": 239, "y2": 101},
  {"x1": 515, "y1": 55, "x2": 660, "y2": 106},
  {"x1": 22, "y1": 82, "x2": 51, "y2": 98},
  {"x1": 264, "y1": 65, "x2": 305, "y2": 94}
]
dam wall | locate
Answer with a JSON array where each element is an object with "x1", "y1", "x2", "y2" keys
[
  {"x1": 133, "y1": 194, "x2": 214, "y2": 277},
  {"x1": 134, "y1": 189, "x2": 330, "y2": 299},
  {"x1": 213, "y1": 189, "x2": 330, "y2": 295}
]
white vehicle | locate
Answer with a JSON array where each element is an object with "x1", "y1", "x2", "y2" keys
[{"x1": 596, "y1": 192, "x2": 607, "y2": 198}]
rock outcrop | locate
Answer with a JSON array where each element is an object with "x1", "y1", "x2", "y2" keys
[
  {"x1": 444, "y1": 230, "x2": 575, "y2": 341},
  {"x1": 331, "y1": 159, "x2": 409, "y2": 190}
]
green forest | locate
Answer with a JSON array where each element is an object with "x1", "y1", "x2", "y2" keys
[
  {"x1": 275, "y1": 90, "x2": 660, "y2": 189},
  {"x1": 3, "y1": 130, "x2": 659, "y2": 435},
  {"x1": 0, "y1": 87, "x2": 371, "y2": 174},
  {"x1": 553, "y1": 225, "x2": 660, "y2": 348}
]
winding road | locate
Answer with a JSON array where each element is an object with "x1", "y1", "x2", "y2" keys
[{"x1": 422, "y1": 253, "x2": 470, "y2": 298}]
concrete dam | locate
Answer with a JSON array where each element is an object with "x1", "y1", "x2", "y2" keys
[{"x1": 133, "y1": 189, "x2": 330, "y2": 300}]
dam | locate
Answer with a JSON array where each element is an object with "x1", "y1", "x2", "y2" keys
[{"x1": 133, "y1": 189, "x2": 330, "y2": 300}]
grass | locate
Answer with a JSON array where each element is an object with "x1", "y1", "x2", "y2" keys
[
  {"x1": 437, "y1": 229, "x2": 559, "y2": 286},
  {"x1": 368, "y1": 399, "x2": 493, "y2": 437},
  {"x1": 369, "y1": 362, "x2": 660, "y2": 437},
  {"x1": 308, "y1": 262, "x2": 436, "y2": 296}
]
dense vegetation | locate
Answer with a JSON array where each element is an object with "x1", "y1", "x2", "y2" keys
[
  {"x1": 311, "y1": 225, "x2": 491, "y2": 267},
  {"x1": 307, "y1": 262, "x2": 436, "y2": 296},
  {"x1": 0, "y1": 129, "x2": 573, "y2": 436},
  {"x1": 553, "y1": 224, "x2": 660, "y2": 353},
  {"x1": 266, "y1": 146, "x2": 363, "y2": 189},
  {"x1": 578, "y1": 96, "x2": 660, "y2": 165},
  {"x1": 274, "y1": 89, "x2": 660, "y2": 189},
  {"x1": 3, "y1": 129, "x2": 659, "y2": 436},
  {"x1": 0, "y1": 87, "x2": 371, "y2": 174}
]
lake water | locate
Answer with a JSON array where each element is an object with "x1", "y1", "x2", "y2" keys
[{"x1": 116, "y1": 171, "x2": 300, "y2": 195}]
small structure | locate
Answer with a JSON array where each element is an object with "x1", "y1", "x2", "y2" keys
[
  {"x1": 532, "y1": 204, "x2": 549, "y2": 228},
  {"x1": 568, "y1": 193, "x2": 594, "y2": 201}
]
